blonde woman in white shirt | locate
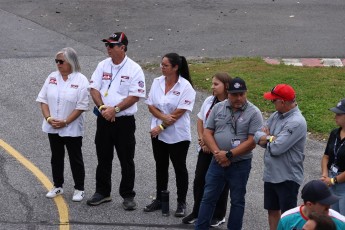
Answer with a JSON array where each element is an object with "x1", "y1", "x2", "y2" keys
[
  {"x1": 36, "y1": 47, "x2": 89, "y2": 202},
  {"x1": 144, "y1": 53, "x2": 196, "y2": 217}
]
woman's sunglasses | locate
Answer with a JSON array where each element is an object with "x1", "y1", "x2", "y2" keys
[{"x1": 55, "y1": 59, "x2": 65, "y2": 65}]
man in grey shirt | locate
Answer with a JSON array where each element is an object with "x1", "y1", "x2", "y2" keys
[
  {"x1": 254, "y1": 84, "x2": 307, "y2": 230},
  {"x1": 196, "y1": 77, "x2": 263, "y2": 230}
]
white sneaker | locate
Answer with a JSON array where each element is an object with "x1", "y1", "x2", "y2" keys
[
  {"x1": 46, "y1": 187, "x2": 63, "y2": 198},
  {"x1": 72, "y1": 190, "x2": 85, "y2": 202}
]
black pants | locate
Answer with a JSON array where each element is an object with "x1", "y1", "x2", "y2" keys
[
  {"x1": 152, "y1": 138, "x2": 190, "y2": 204},
  {"x1": 95, "y1": 115, "x2": 136, "y2": 198},
  {"x1": 192, "y1": 150, "x2": 229, "y2": 219},
  {"x1": 48, "y1": 134, "x2": 85, "y2": 190}
]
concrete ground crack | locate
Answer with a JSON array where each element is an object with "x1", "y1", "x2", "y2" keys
[{"x1": 0, "y1": 154, "x2": 36, "y2": 230}]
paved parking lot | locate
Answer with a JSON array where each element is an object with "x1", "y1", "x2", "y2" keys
[{"x1": 1, "y1": 1, "x2": 344, "y2": 229}]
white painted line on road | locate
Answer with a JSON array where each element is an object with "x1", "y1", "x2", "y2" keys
[{"x1": 0, "y1": 139, "x2": 69, "y2": 230}]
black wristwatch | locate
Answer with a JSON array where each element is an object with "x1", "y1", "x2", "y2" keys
[{"x1": 225, "y1": 150, "x2": 233, "y2": 160}]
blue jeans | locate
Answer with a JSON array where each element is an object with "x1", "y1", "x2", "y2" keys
[
  {"x1": 329, "y1": 170, "x2": 345, "y2": 215},
  {"x1": 195, "y1": 158, "x2": 252, "y2": 230}
]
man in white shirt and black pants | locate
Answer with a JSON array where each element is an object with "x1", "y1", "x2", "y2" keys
[{"x1": 87, "y1": 32, "x2": 146, "y2": 210}]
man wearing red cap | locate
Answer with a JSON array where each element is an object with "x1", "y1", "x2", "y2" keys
[
  {"x1": 254, "y1": 84, "x2": 307, "y2": 230},
  {"x1": 87, "y1": 32, "x2": 146, "y2": 210}
]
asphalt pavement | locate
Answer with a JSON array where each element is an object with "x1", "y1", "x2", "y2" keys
[{"x1": 1, "y1": 1, "x2": 344, "y2": 229}]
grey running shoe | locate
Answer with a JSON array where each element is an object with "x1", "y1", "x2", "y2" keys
[
  {"x1": 86, "y1": 193, "x2": 111, "y2": 206},
  {"x1": 122, "y1": 197, "x2": 137, "y2": 210}
]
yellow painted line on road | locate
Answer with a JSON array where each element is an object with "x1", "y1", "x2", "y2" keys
[{"x1": 0, "y1": 139, "x2": 69, "y2": 230}]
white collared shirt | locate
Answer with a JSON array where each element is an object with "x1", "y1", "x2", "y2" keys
[
  {"x1": 145, "y1": 75, "x2": 196, "y2": 144},
  {"x1": 36, "y1": 71, "x2": 90, "y2": 137},
  {"x1": 197, "y1": 95, "x2": 217, "y2": 127},
  {"x1": 89, "y1": 56, "x2": 146, "y2": 116}
]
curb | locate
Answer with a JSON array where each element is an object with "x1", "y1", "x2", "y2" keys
[{"x1": 264, "y1": 58, "x2": 345, "y2": 67}]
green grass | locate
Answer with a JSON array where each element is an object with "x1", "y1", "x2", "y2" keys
[{"x1": 187, "y1": 57, "x2": 345, "y2": 138}]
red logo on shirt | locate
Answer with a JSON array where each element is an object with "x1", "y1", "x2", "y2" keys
[
  {"x1": 173, "y1": 91, "x2": 180, "y2": 96},
  {"x1": 71, "y1": 84, "x2": 79, "y2": 89},
  {"x1": 102, "y1": 72, "x2": 112, "y2": 80},
  {"x1": 49, "y1": 77, "x2": 57, "y2": 85}
]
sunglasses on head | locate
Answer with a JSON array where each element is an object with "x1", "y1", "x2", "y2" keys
[
  {"x1": 55, "y1": 59, "x2": 65, "y2": 65},
  {"x1": 105, "y1": 42, "x2": 122, "y2": 48},
  {"x1": 270, "y1": 86, "x2": 286, "y2": 100}
]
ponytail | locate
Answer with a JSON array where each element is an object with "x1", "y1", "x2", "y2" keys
[{"x1": 163, "y1": 53, "x2": 193, "y2": 87}]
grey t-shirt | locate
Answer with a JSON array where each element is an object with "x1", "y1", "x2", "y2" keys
[{"x1": 206, "y1": 100, "x2": 263, "y2": 162}]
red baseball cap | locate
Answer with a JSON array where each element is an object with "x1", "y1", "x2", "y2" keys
[{"x1": 263, "y1": 84, "x2": 295, "y2": 101}]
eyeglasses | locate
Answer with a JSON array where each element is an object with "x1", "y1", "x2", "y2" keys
[
  {"x1": 55, "y1": 59, "x2": 65, "y2": 65},
  {"x1": 271, "y1": 99, "x2": 282, "y2": 103},
  {"x1": 105, "y1": 42, "x2": 122, "y2": 48},
  {"x1": 160, "y1": 63, "x2": 172, "y2": 68}
]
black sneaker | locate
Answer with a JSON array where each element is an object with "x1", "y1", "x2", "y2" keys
[
  {"x1": 122, "y1": 197, "x2": 137, "y2": 211},
  {"x1": 210, "y1": 217, "x2": 225, "y2": 227},
  {"x1": 182, "y1": 212, "x2": 197, "y2": 224},
  {"x1": 86, "y1": 193, "x2": 111, "y2": 206},
  {"x1": 175, "y1": 202, "x2": 186, "y2": 217},
  {"x1": 144, "y1": 199, "x2": 161, "y2": 212}
]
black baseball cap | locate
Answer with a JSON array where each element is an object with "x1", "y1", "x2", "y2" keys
[
  {"x1": 301, "y1": 180, "x2": 339, "y2": 205},
  {"x1": 228, "y1": 77, "x2": 247, "y2": 93}
]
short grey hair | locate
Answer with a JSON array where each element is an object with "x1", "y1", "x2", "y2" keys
[{"x1": 55, "y1": 47, "x2": 81, "y2": 72}]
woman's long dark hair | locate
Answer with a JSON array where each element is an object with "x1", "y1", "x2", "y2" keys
[{"x1": 163, "y1": 53, "x2": 193, "y2": 87}]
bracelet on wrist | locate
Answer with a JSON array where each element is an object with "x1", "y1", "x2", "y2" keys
[
  {"x1": 269, "y1": 136, "x2": 274, "y2": 143},
  {"x1": 331, "y1": 178, "x2": 335, "y2": 185},
  {"x1": 159, "y1": 124, "x2": 165, "y2": 130},
  {"x1": 334, "y1": 176, "x2": 338, "y2": 184},
  {"x1": 99, "y1": 105, "x2": 105, "y2": 111},
  {"x1": 46, "y1": 116, "x2": 52, "y2": 122}
]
